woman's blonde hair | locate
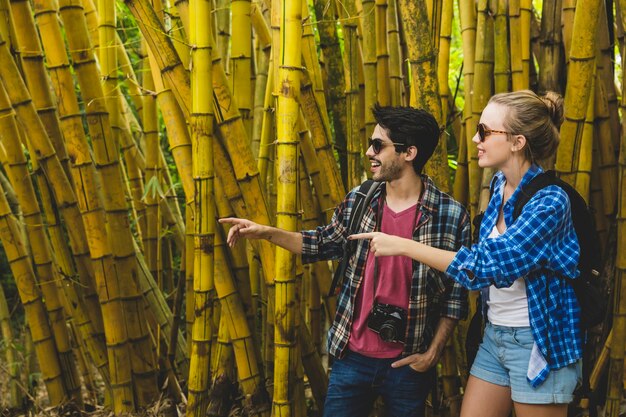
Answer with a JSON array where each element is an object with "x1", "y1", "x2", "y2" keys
[{"x1": 488, "y1": 90, "x2": 564, "y2": 162}]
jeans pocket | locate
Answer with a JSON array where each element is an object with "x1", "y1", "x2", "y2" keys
[{"x1": 510, "y1": 328, "x2": 534, "y2": 349}]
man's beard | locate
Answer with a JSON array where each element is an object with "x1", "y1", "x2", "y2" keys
[{"x1": 372, "y1": 158, "x2": 403, "y2": 182}]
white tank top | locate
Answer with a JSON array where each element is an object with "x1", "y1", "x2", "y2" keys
[{"x1": 486, "y1": 224, "x2": 531, "y2": 327}]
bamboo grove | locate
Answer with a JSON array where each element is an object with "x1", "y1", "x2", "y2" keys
[{"x1": 0, "y1": 0, "x2": 623, "y2": 416}]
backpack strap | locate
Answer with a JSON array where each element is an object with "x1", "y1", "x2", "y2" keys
[
  {"x1": 472, "y1": 174, "x2": 499, "y2": 244},
  {"x1": 512, "y1": 170, "x2": 558, "y2": 221},
  {"x1": 327, "y1": 180, "x2": 382, "y2": 296}
]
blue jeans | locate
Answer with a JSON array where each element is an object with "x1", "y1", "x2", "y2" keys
[{"x1": 323, "y1": 350, "x2": 435, "y2": 417}]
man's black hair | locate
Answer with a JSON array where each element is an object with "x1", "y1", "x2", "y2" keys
[{"x1": 372, "y1": 103, "x2": 440, "y2": 174}]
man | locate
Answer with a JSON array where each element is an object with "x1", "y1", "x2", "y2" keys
[{"x1": 220, "y1": 104, "x2": 470, "y2": 417}]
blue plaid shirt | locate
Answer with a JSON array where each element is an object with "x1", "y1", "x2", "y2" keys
[
  {"x1": 302, "y1": 176, "x2": 469, "y2": 359},
  {"x1": 446, "y1": 165, "x2": 582, "y2": 387}
]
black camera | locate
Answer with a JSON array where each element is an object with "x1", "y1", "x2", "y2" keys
[{"x1": 367, "y1": 303, "x2": 407, "y2": 343}]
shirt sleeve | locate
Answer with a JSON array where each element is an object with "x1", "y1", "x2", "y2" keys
[
  {"x1": 440, "y1": 209, "x2": 470, "y2": 320},
  {"x1": 300, "y1": 192, "x2": 351, "y2": 264},
  {"x1": 445, "y1": 188, "x2": 579, "y2": 290}
]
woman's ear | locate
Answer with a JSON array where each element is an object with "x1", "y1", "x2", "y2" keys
[{"x1": 511, "y1": 134, "x2": 527, "y2": 153}]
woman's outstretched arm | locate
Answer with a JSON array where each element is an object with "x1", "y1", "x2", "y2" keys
[{"x1": 348, "y1": 232, "x2": 457, "y2": 272}]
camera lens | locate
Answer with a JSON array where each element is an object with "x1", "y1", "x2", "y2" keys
[{"x1": 379, "y1": 324, "x2": 396, "y2": 342}]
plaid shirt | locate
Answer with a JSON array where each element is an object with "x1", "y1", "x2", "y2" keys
[
  {"x1": 302, "y1": 176, "x2": 469, "y2": 359},
  {"x1": 446, "y1": 165, "x2": 582, "y2": 387}
]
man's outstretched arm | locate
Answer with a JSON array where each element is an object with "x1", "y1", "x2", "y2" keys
[{"x1": 219, "y1": 217, "x2": 303, "y2": 254}]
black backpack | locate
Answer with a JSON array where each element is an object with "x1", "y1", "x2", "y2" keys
[{"x1": 327, "y1": 180, "x2": 382, "y2": 296}]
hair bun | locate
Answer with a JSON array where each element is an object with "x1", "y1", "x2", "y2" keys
[{"x1": 541, "y1": 91, "x2": 564, "y2": 129}]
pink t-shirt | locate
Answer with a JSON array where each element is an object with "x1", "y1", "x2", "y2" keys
[{"x1": 347, "y1": 202, "x2": 419, "y2": 358}]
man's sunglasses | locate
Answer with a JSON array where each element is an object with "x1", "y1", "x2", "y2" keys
[
  {"x1": 368, "y1": 138, "x2": 407, "y2": 154},
  {"x1": 476, "y1": 123, "x2": 510, "y2": 142}
]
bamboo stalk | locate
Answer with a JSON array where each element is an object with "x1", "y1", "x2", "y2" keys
[
  {"x1": 556, "y1": 0, "x2": 601, "y2": 192},
  {"x1": 493, "y1": 0, "x2": 510, "y2": 94},
  {"x1": 459, "y1": 0, "x2": 478, "y2": 218},
  {"x1": 438, "y1": 0, "x2": 453, "y2": 121},
  {"x1": 186, "y1": 0, "x2": 215, "y2": 414},
  {"x1": 231, "y1": 0, "x2": 254, "y2": 139},
  {"x1": 397, "y1": 0, "x2": 449, "y2": 191},
  {"x1": 338, "y1": 0, "x2": 364, "y2": 189},
  {"x1": 387, "y1": 0, "x2": 404, "y2": 106},
  {"x1": 0, "y1": 283, "x2": 22, "y2": 407},
  {"x1": 273, "y1": 1, "x2": 302, "y2": 415},
  {"x1": 375, "y1": 0, "x2": 391, "y2": 106},
  {"x1": 313, "y1": 0, "x2": 348, "y2": 184}
]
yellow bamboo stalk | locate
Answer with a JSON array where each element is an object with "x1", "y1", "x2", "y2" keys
[
  {"x1": 143, "y1": 39, "x2": 162, "y2": 290},
  {"x1": 125, "y1": 0, "x2": 191, "y2": 118},
  {"x1": 0, "y1": 284, "x2": 21, "y2": 407},
  {"x1": 375, "y1": 0, "x2": 391, "y2": 106},
  {"x1": 397, "y1": 0, "x2": 449, "y2": 191},
  {"x1": 520, "y1": 0, "x2": 531, "y2": 87},
  {"x1": 452, "y1": 116, "x2": 469, "y2": 207},
  {"x1": 387, "y1": 0, "x2": 404, "y2": 106},
  {"x1": 0, "y1": 180, "x2": 67, "y2": 405},
  {"x1": 0, "y1": 0, "x2": 17, "y2": 54},
  {"x1": 459, "y1": 0, "x2": 477, "y2": 218},
  {"x1": 207, "y1": 316, "x2": 235, "y2": 416},
  {"x1": 186, "y1": 0, "x2": 215, "y2": 414},
  {"x1": 571, "y1": 74, "x2": 596, "y2": 202},
  {"x1": 556, "y1": 0, "x2": 601, "y2": 192},
  {"x1": 273, "y1": 1, "x2": 302, "y2": 415},
  {"x1": 469, "y1": 0, "x2": 493, "y2": 215},
  {"x1": 215, "y1": 0, "x2": 231, "y2": 65},
  {"x1": 298, "y1": 156, "x2": 323, "y2": 351},
  {"x1": 438, "y1": 0, "x2": 453, "y2": 121},
  {"x1": 258, "y1": 60, "x2": 275, "y2": 183},
  {"x1": 494, "y1": 0, "x2": 510, "y2": 94},
  {"x1": 214, "y1": 179, "x2": 257, "y2": 338},
  {"x1": 251, "y1": 2, "x2": 271, "y2": 159},
  {"x1": 562, "y1": 0, "x2": 576, "y2": 59},
  {"x1": 509, "y1": 0, "x2": 524, "y2": 90},
  {"x1": 231, "y1": 0, "x2": 254, "y2": 139},
  {"x1": 594, "y1": 72, "x2": 618, "y2": 215}
]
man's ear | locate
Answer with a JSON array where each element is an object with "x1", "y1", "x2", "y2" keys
[
  {"x1": 404, "y1": 146, "x2": 418, "y2": 162},
  {"x1": 511, "y1": 134, "x2": 527, "y2": 153}
]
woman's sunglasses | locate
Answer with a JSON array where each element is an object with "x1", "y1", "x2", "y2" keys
[
  {"x1": 476, "y1": 123, "x2": 510, "y2": 142},
  {"x1": 368, "y1": 138, "x2": 406, "y2": 154}
]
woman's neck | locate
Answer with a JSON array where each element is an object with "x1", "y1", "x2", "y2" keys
[{"x1": 500, "y1": 159, "x2": 532, "y2": 194}]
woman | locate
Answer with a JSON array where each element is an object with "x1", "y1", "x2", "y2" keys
[{"x1": 350, "y1": 90, "x2": 582, "y2": 417}]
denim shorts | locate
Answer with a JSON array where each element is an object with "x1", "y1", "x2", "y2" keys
[{"x1": 470, "y1": 323, "x2": 581, "y2": 404}]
